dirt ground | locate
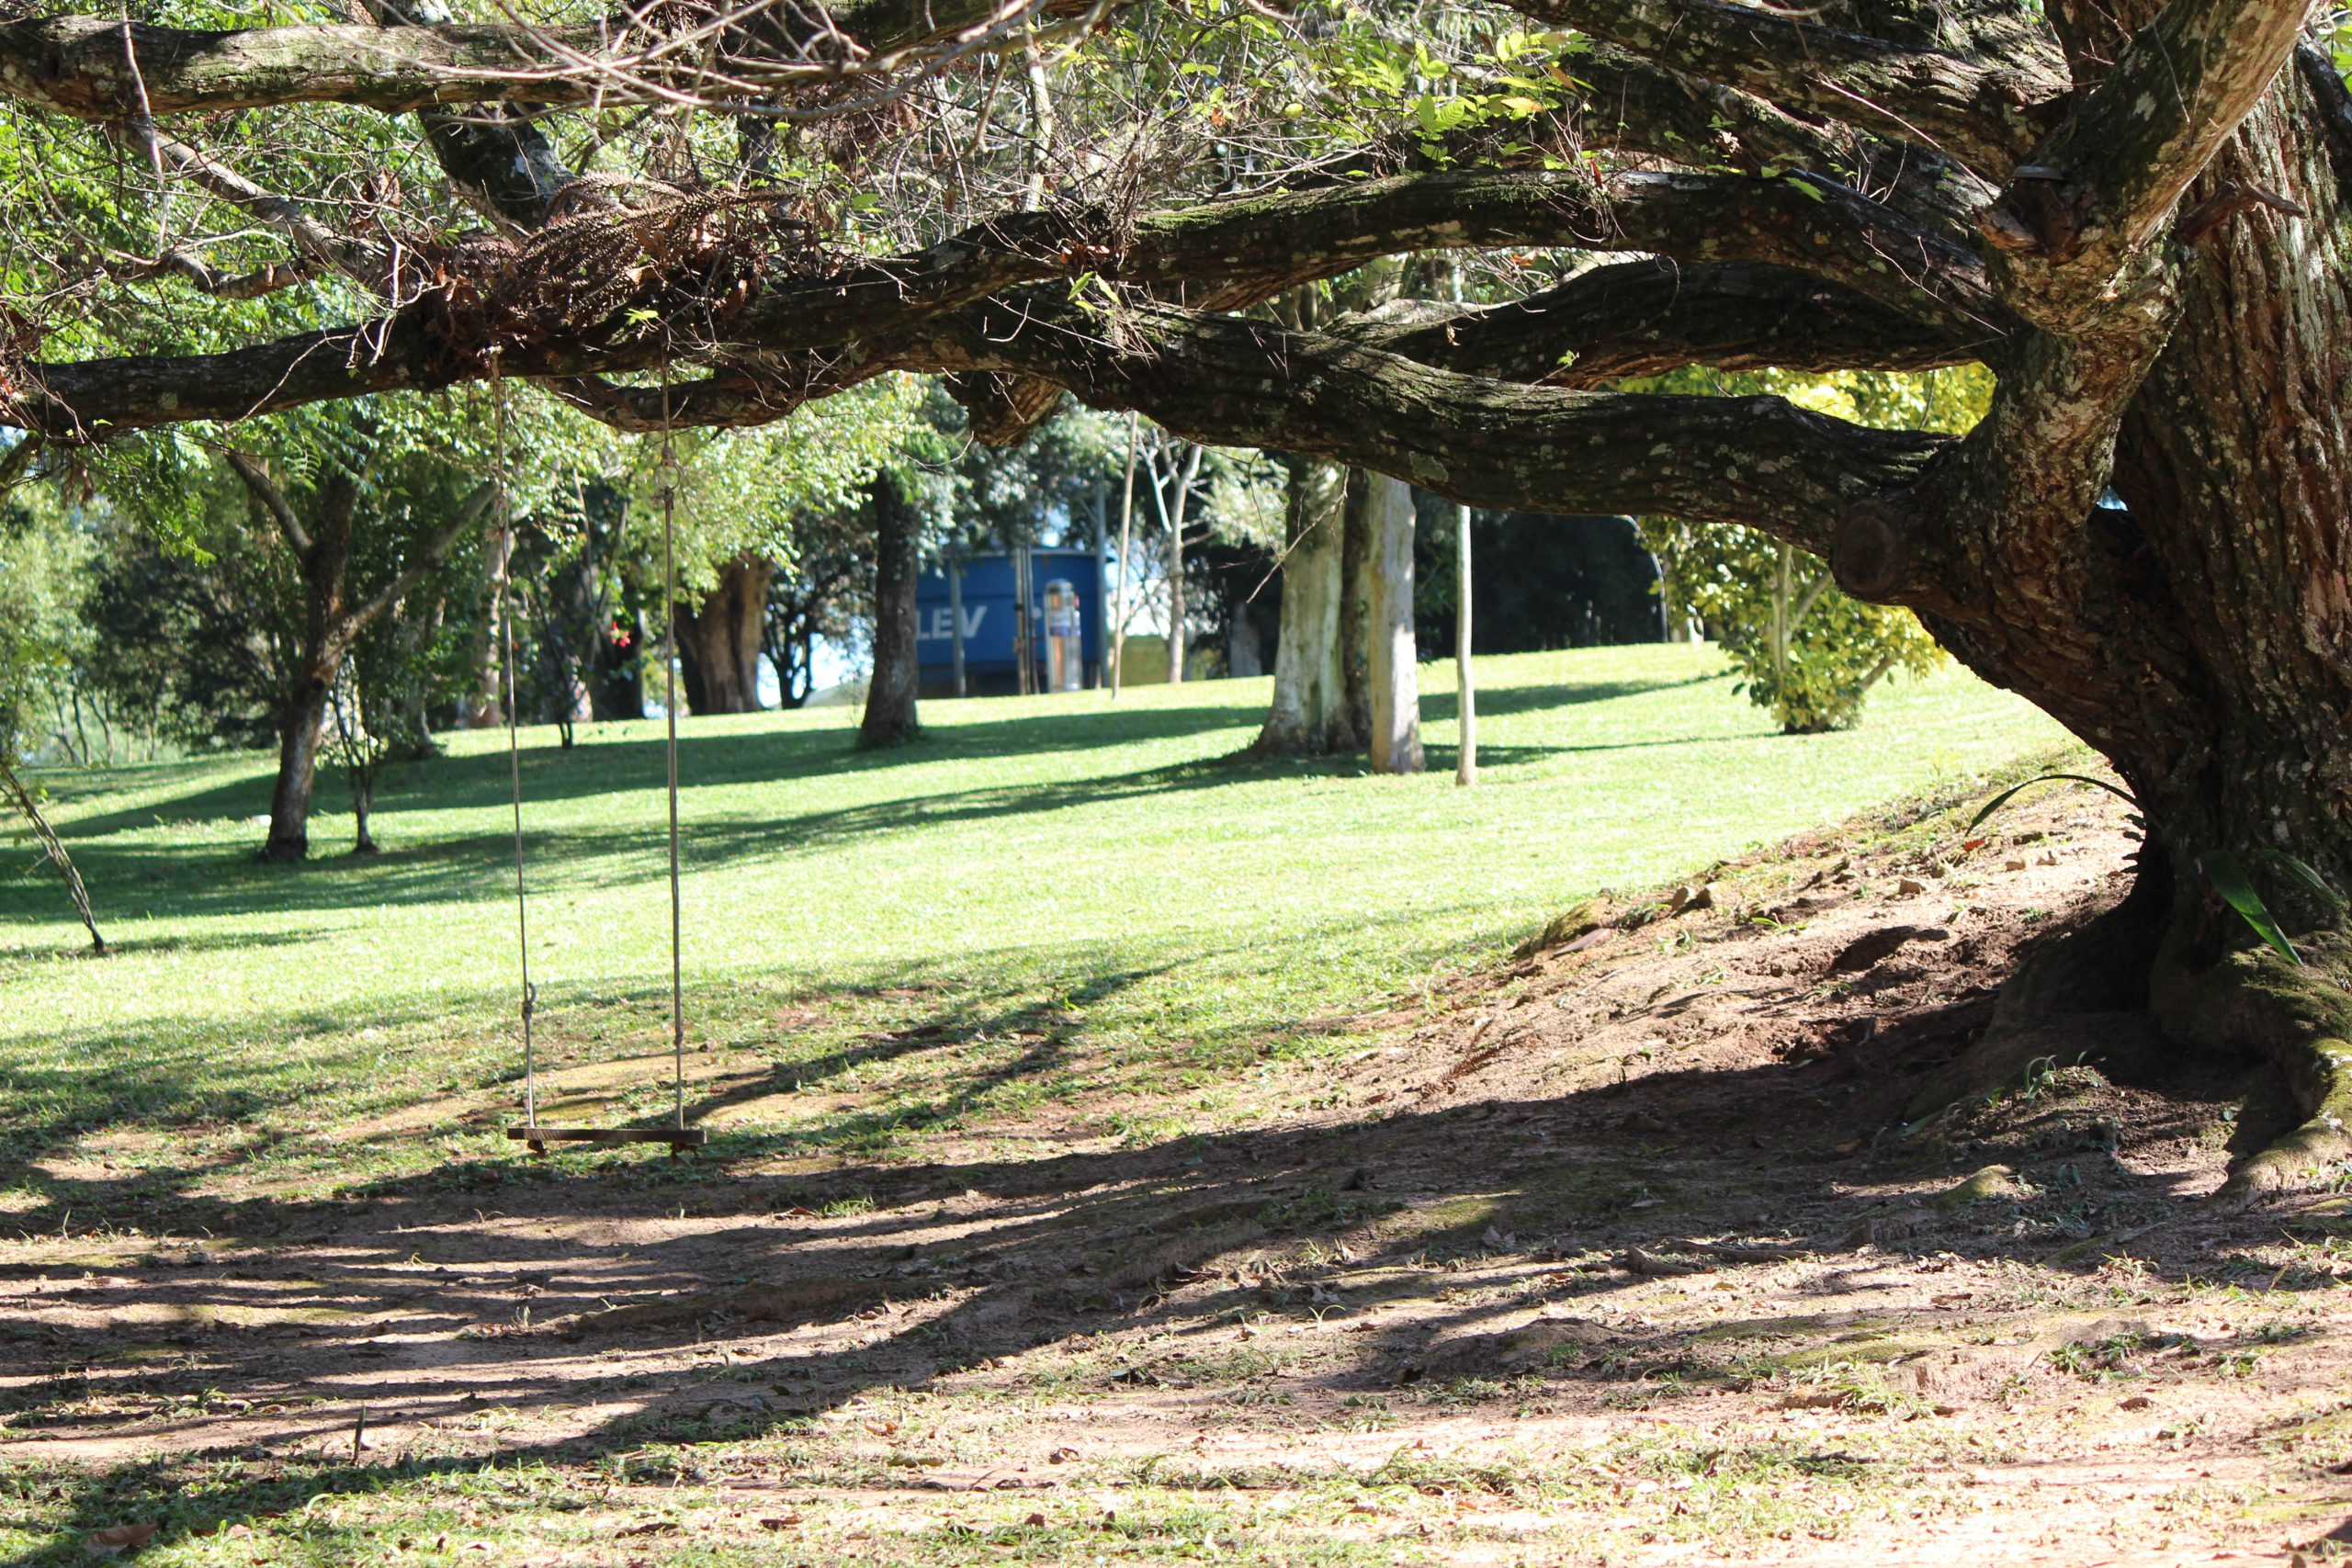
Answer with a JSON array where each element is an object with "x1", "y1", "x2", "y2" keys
[{"x1": 5, "y1": 780, "x2": 2350, "y2": 1565}]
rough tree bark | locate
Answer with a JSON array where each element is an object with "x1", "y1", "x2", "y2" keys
[
  {"x1": 1360, "y1": 473, "x2": 1424, "y2": 775},
  {"x1": 1257, "y1": 458, "x2": 1361, "y2": 754},
  {"x1": 860, "y1": 473, "x2": 922, "y2": 748},
  {"x1": 673, "y1": 554, "x2": 773, "y2": 716}
]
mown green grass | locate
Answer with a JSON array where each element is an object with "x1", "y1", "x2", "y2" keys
[{"x1": 0, "y1": 646, "x2": 2065, "y2": 1206}]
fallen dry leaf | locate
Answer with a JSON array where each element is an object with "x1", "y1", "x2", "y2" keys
[{"x1": 84, "y1": 1523, "x2": 157, "y2": 1557}]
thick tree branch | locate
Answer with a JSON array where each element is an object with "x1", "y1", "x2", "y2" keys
[
  {"x1": 910, "y1": 294, "x2": 1949, "y2": 544},
  {"x1": 1350, "y1": 260, "x2": 1984, "y2": 385},
  {"x1": 9, "y1": 166, "x2": 2007, "y2": 439},
  {"x1": 1980, "y1": 0, "x2": 2315, "y2": 328},
  {"x1": 0, "y1": 0, "x2": 1100, "y2": 119},
  {"x1": 1125, "y1": 169, "x2": 2003, "y2": 336},
  {"x1": 1500, "y1": 0, "x2": 2067, "y2": 175}
]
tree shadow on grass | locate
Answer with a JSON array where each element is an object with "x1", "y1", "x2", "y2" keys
[
  {"x1": 43, "y1": 673, "x2": 1714, "y2": 846},
  {"x1": 13, "y1": 682, "x2": 1742, "y2": 935}
]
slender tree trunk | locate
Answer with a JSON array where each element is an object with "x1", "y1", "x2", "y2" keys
[
  {"x1": 673, "y1": 553, "x2": 773, "y2": 715},
  {"x1": 1112, "y1": 413, "x2": 1138, "y2": 697},
  {"x1": 860, "y1": 473, "x2": 922, "y2": 747},
  {"x1": 350, "y1": 771, "x2": 379, "y2": 854},
  {"x1": 1362, "y1": 474, "x2": 1423, "y2": 774},
  {"x1": 266, "y1": 670, "x2": 332, "y2": 862},
  {"x1": 1340, "y1": 470, "x2": 1374, "y2": 738},
  {"x1": 947, "y1": 555, "x2": 967, "y2": 697},
  {"x1": 467, "y1": 520, "x2": 513, "y2": 728},
  {"x1": 1154, "y1": 443, "x2": 1204, "y2": 684},
  {"x1": 1257, "y1": 457, "x2": 1359, "y2": 753}
]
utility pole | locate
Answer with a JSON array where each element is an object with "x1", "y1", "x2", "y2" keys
[
  {"x1": 1451, "y1": 263, "x2": 1477, "y2": 787},
  {"x1": 1455, "y1": 502, "x2": 1476, "y2": 786},
  {"x1": 1112, "y1": 412, "x2": 1137, "y2": 698},
  {"x1": 1089, "y1": 477, "x2": 1108, "y2": 686}
]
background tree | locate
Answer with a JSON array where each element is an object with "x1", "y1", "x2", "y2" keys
[
  {"x1": 1641, "y1": 517, "x2": 1945, "y2": 731},
  {"x1": 859, "y1": 469, "x2": 927, "y2": 747},
  {"x1": 627, "y1": 378, "x2": 927, "y2": 716},
  {"x1": 0, "y1": 477, "x2": 106, "y2": 951},
  {"x1": 88, "y1": 404, "x2": 505, "y2": 859}
]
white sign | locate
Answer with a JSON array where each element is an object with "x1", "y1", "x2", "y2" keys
[{"x1": 917, "y1": 604, "x2": 988, "y2": 643}]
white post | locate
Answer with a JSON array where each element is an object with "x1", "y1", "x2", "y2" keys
[
  {"x1": 1455, "y1": 502, "x2": 1476, "y2": 787},
  {"x1": 1112, "y1": 413, "x2": 1137, "y2": 698}
]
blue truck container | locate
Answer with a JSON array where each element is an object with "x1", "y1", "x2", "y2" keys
[{"x1": 915, "y1": 547, "x2": 1107, "y2": 696}]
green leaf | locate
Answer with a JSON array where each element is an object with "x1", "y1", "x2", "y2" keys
[
  {"x1": 1965, "y1": 773, "x2": 2141, "y2": 834},
  {"x1": 2199, "y1": 850, "x2": 2302, "y2": 966},
  {"x1": 2245, "y1": 847, "x2": 2346, "y2": 909}
]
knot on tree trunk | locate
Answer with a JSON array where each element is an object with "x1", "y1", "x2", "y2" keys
[
  {"x1": 1978, "y1": 167, "x2": 2090, "y2": 260},
  {"x1": 1831, "y1": 497, "x2": 1914, "y2": 603}
]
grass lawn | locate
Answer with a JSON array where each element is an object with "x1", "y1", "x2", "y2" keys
[{"x1": 0, "y1": 643, "x2": 2065, "y2": 1207}]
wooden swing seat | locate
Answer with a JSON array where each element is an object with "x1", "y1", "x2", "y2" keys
[{"x1": 506, "y1": 1126, "x2": 708, "y2": 1153}]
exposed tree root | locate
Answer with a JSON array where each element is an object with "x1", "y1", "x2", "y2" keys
[
  {"x1": 1905, "y1": 854, "x2": 2351, "y2": 1201},
  {"x1": 1905, "y1": 857, "x2": 2168, "y2": 1118},
  {"x1": 2154, "y1": 930, "x2": 2352, "y2": 1204}
]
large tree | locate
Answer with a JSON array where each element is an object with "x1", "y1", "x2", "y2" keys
[{"x1": 5, "y1": 0, "x2": 2352, "y2": 1190}]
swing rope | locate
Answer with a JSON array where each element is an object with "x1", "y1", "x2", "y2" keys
[
  {"x1": 497, "y1": 357, "x2": 702, "y2": 1152},
  {"x1": 657, "y1": 381, "x2": 686, "y2": 1134},
  {"x1": 492, "y1": 354, "x2": 538, "y2": 1130}
]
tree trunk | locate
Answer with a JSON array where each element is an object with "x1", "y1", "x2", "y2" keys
[
  {"x1": 673, "y1": 553, "x2": 773, "y2": 715},
  {"x1": 350, "y1": 772, "x2": 379, "y2": 854},
  {"x1": 860, "y1": 473, "x2": 922, "y2": 748},
  {"x1": 1361, "y1": 474, "x2": 1423, "y2": 774},
  {"x1": 1257, "y1": 458, "x2": 1361, "y2": 754},
  {"x1": 266, "y1": 671, "x2": 331, "y2": 862},
  {"x1": 1340, "y1": 470, "x2": 1374, "y2": 739},
  {"x1": 261, "y1": 467, "x2": 359, "y2": 863},
  {"x1": 1454, "y1": 501, "x2": 1476, "y2": 788},
  {"x1": 1166, "y1": 510, "x2": 1186, "y2": 684},
  {"x1": 466, "y1": 520, "x2": 513, "y2": 728},
  {"x1": 1884, "y1": 77, "x2": 2352, "y2": 1197},
  {"x1": 591, "y1": 609, "x2": 645, "y2": 719}
]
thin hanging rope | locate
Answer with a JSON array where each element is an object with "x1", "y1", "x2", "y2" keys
[
  {"x1": 492, "y1": 355, "x2": 537, "y2": 1129},
  {"x1": 658, "y1": 385, "x2": 685, "y2": 1132}
]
